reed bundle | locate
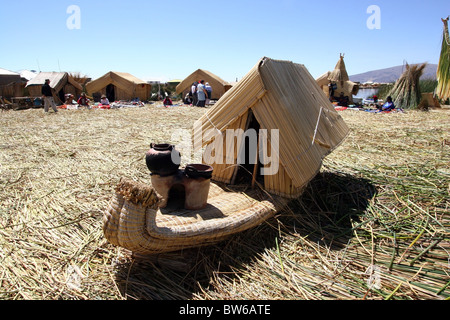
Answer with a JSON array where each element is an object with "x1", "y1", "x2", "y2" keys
[
  {"x1": 436, "y1": 17, "x2": 450, "y2": 102},
  {"x1": 388, "y1": 63, "x2": 427, "y2": 109}
]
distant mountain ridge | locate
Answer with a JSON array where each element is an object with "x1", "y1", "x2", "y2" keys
[{"x1": 349, "y1": 64, "x2": 437, "y2": 83}]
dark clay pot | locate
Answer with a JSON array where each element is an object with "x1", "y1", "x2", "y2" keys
[
  {"x1": 145, "y1": 143, "x2": 181, "y2": 176},
  {"x1": 184, "y1": 164, "x2": 213, "y2": 179}
]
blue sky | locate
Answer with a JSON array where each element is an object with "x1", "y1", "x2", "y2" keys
[{"x1": 0, "y1": 0, "x2": 448, "y2": 82}]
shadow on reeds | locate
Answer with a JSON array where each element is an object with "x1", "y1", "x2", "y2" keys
[{"x1": 113, "y1": 171, "x2": 376, "y2": 300}]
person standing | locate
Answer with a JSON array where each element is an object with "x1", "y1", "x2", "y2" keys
[
  {"x1": 191, "y1": 82, "x2": 198, "y2": 107},
  {"x1": 328, "y1": 80, "x2": 336, "y2": 100},
  {"x1": 196, "y1": 80, "x2": 208, "y2": 107},
  {"x1": 205, "y1": 82, "x2": 212, "y2": 105},
  {"x1": 41, "y1": 79, "x2": 58, "y2": 113}
]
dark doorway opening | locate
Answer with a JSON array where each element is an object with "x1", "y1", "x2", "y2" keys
[
  {"x1": 58, "y1": 89, "x2": 65, "y2": 104},
  {"x1": 106, "y1": 84, "x2": 115, "y2": 102},
  {"x1": 233, "y1": 110, "x2": 263, "y2": 186}
]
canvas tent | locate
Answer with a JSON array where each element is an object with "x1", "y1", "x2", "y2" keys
[
  {"x1": 26, "y1": 72, "x2": 83, "y2": 103},
  {"x1": 316, "y1": 54, "x2": 359, "y2": 103},
  {"x1": 176, "y1": 69, "x2": 232, "y2": 100},
  {"x1": 86, "y1": 71, "x2": 151, "y2": 102},
  {"x1": 193, "y1": 57, "x2": 349, "y2": 199}
]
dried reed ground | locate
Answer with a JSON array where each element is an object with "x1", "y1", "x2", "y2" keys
[{"x1": 0, "y1": 103, "x2": 448, "y2": 300}]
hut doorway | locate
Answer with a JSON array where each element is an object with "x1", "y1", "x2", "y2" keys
[
  {"x1": 232, "y1": 110, "x2": 263, "y2": 187},
  {"x1": 106, "y1": 84, "x2": 115, "y2": 102},
  {"x1": 57, "y1": 89, "x2": 65, "y2": 104}
]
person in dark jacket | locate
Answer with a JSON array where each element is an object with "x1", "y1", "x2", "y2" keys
[{"x1": 41, "y1": 79, "x2": 58, "y2": 113}]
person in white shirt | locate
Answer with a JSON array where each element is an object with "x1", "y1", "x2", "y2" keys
[
  {"x1": 196, "y1": 80, "x2": 208, "y2": 107},
  {"x1": 205, "y1": 82, "x2": 212, "y2": 105},
  {"x1": 100, "y1": 94, "x2": 110, "y2": 105},
  {"x1": 191, "y1": 82, "x2": 198, "y2": 106}
]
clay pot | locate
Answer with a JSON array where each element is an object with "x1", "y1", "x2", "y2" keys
[
  {"x1": 145, "y1": 143, "x2": 181, "y2": 176},
  {"x1": 184, "y1": 164, "x2": 213, "y2": 179}
]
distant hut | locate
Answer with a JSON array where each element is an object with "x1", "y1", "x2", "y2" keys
[
  {"x1": 316, "y1": 54, "x2": 359, "y2": 103},
  {"x1": 26, "y1": 72, "x2": 83, "y2": 103},
  {"x1": 176, "y1": 69, "x2": 232, "y2": 101},
  {"x1": 0, "y1": 68, "x2": 21, "y2": 86},
  {"x1": 436, "y1": 17, "x2": 450, "y2": 102},
  {"x1": 0, "y1": 68, "x2": 25, "y2": 99},
  {"x1": 193, "y1": 57, "x2": 349, "y2": 199},
  {"x1": 86, "y1": 71, "x2": 151, "y2": 102}
]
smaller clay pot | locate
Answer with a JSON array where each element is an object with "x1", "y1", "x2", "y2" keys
[{"x1": 184, "y1": 164, "x2": 213, "y2": 179}]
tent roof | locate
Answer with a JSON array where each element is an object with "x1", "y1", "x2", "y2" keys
[
  {"x1": 85, "y1": 71, "x2": 148, "y2": 93},
  {"x1": 175, "y1": 69, "x2": 230, "y2": 94},
  {"x1": 0, "y1": 68, "x2": 22, "y2": 85},
  {"x1": 26, "y1": 72, "x2": 82, "y2": 92},
  {"x1": 194, "y1": 57, "x2": 349, "y2": 190},
  {"x1": 20, "y1": 70, "x2": 38, "y2": 81},
  {"x1": 0, "y1": 68, "x2": 20, "y2": 76},
  {"x1": 316, "y1": 71, "x2": 331, "y2": 87}
]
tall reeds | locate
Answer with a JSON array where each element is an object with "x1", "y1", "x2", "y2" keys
[
  {"x1": 436, "y1": 17, "x2": 450, "y2": 102},
  {"x1": 388, "y1": 63, "x2": 427, "y2": 109}
]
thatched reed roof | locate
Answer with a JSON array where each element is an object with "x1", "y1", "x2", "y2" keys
[
  {"x1": 26, "y1": 72, "x2": 83, "y2": 100},
  {"x1": 328, "y1": 54, "x2": 349, "y2": 82},
  {"x1": 176, "y1": 69, "x2": 232, "y2": 100},
  {"x1": 0, "y1": 68, "x2": 21, "y2": 86},
  {"x1": 194, "y1": 57, "x2": 349, "y2": 199},
  {"x1": 26, "y1": 72, "x2": 82, "y2": 93},
  {"x1": 86, "y1": 71, "x2": 148, "y2": 93},
  {"x1": 85, "y1": 71, "x2": 151, "y2": 101},
  {"x1": 316, "y1": 55, "x2": 359, "y2": 101}
]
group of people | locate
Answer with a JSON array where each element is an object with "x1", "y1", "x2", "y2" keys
[
  {"x1": 185, "y1": 80, "x2": 212, "y2": 107},
  {"x1": 328, "y1": 81, "x2": 350, "y2": 107},
  {"x1": 41, "y1": 78, "x2": 110, "y2": 112},
  {"x1": 326, "y1": 79, "x2": 396, "y2": 111}
]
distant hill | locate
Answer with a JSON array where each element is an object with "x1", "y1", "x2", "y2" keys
[{"x1": 350, "y1": 64, "x2": 437, "y2": 83}]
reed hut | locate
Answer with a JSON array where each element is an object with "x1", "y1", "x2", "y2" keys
[
  {"x1": 0, "y1": 68, "x2": 25, "y2": 99},
  {"x1": 0, "y1": 68, "x2": 21, "y2": 86},
  {"x1": 316, "y1": 54, "x2": 359, "y2": 103},
  {"x1": 436, "y1": 17, "x2": 450, "y2": 102},
  {"x1": 176, "y1": 69, "x2": 232, "y2": 100},
  {"x1": 86, "y1": 71, "x2": 151, "y2": 102},
  {"x1": 193, "y1": 57, "x2": 350, "y2": 199},
  {"x1": 26, "y1": 72, "x2": 83, "y2": 104}
]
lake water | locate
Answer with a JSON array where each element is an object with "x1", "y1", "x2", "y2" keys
[{"x1": 355, "y1": 88, "x2": 379, "y2": 99}]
